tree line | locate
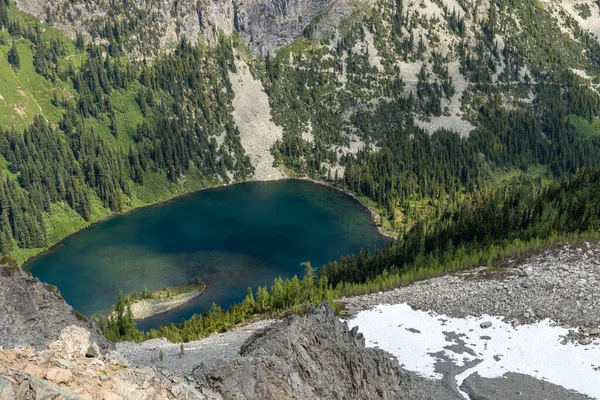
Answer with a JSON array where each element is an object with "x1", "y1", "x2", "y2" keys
[{"x1": 102, "y1": 167, "x2": 600, "y2": 342}]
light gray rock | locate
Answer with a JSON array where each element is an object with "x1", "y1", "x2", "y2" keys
[
  {"x1": 342, "y1": 243, "x2": 600, "y2": 333},
  {"x1": 11, "y1": 373, "x2": 82, "y2": 400},
  {"x1": 192, "y1": 304, "x2": 419, "y2": 399},
  {"x1": 0, "y1": 376, "x2": 15, "y2": 400},
  {"x1": 460, "y1": 372, "x2": 592, "y2": 400},
  {"x1": 236, "y1": 0, "x2": 339, "y2": 57},
  {"x1": 14, "y1": 0, "x2": 348, "y2": 57},
  {"x1": 86, "y1": 342, "x2": 101, "y2": 358}
]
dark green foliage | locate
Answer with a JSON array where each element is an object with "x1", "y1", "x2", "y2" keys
[
  {"x1": 0, "y1": 117, "x2": 94, "y2": 221},
  {"x1": 0, "y1": 0, "x2": 8, "y2": 30},
  {"x1": 101, "y1": 292, "x2": 143, "y2": 342},
  {"x1": 102, "y1": 263, "x2": 336, "y2": 343},
  {"x1": 7, "y1": 40, "x2": 19, "y2": 69},
  {"x1": 74, "y1": 31, "x2": 85, "y2": 50},
  {"x1": 323, "y1": 167, "x2": 600, "y2": 287}
]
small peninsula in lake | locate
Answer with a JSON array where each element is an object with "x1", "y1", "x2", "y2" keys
[{"x1": 121, "y1": 279, "x2": 206, "y2": 320}]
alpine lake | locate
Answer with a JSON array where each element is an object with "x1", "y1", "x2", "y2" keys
[{"x1": 25, "y1": 180, "x2": 390, "y2": 330}]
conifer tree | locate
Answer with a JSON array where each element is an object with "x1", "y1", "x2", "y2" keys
[
  {"x1": 7, "y1": 40, "x2": 20, "y2": 69},
  {"x1": 0, "y1": 0, "x2": 8, "y2": 30}
]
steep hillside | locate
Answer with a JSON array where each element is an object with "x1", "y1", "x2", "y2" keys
[
  {"x1": 0, "y1": 259, "x2": 108, "y2": 351},
  {"x1": 1, "y1": 0, "x2": 600, "y2": 265}
]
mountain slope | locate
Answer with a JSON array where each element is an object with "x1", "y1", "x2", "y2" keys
[{"x1": 0, "y1": 0, "x2": 600, "y2": 266}]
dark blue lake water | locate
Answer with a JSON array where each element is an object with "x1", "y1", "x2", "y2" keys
[{"x1": 25, "y1": 180, "x2": 389, "y2": 330}]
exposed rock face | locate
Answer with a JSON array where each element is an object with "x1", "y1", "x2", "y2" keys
[
  {"x1": 0, "y1": 345, "x2": 215, "y2": 400},
  {"x1": 13, "y1": 0, "x2": 342, "y2": 56},
  {"x1": 0, "y1": 264, "x2": 215, "y2": 399},
  {"x1": 0, "y1": 264, "x2": 109, "y2": 352},
  {"x1": 229, "y1": 56, "x2": 285, "y2": 180},
  {"x1": 192, "y1": 304, "x2": 419, "y2": 399},
  {"x1": 236, "y1": 0, "x2": 337, "y2": 56},
  {"x1": 460, "y1": 372, "x2": 591, "y2": 400}
]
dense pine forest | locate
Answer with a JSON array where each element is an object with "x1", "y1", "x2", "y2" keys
[
  {"x1": 0, "y1": 3, "x2": 253, "y2": 261},
  {"x1": 1, "y1": 0, "x2": 600, "y2": 341}
]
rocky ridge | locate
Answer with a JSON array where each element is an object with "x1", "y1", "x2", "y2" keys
[
  {"x1": 0, "y1": 263, "x2": 109, "y2": 352},
  {"x1": 191, "y1": 304, "x2": 420, "y2": 399},
  {"x1": 0, "y1": 261, "x2": 424, "y2": 399},
  {"x1": 13, "y1": 0, "x2": 343, "y2": 57}
]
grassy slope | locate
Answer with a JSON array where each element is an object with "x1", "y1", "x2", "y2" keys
[{"x1": 0, "y1": 7, "x2": 225, "y2": 265}]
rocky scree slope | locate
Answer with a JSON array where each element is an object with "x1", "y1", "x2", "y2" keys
[{"x1": 343, "y1": 241, "x2": 600, "y2": 345}]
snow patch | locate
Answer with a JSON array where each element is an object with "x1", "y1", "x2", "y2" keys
[{"x1": 348, "y1": 303, "x2": 600, "y2": 400}]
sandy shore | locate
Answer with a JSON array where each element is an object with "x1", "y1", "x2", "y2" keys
[{"x1": 127, "y1": 285, "x2": 206, "y2": 320}]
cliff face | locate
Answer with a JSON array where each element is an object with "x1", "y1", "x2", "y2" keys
[
  {"x1": 12, "y1": 0, "x2": 341, "y2": 57},
  {"x1": 0, "y1": 263, "x2": 108, "y2": 352},
  {"x1": 235, "y1": 0, "x2": 338, "y2": 56}
]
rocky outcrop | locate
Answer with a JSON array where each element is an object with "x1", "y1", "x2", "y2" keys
[
  {"x1": 236, "y1": 0, "x2": 337, "y2": 56},
  {"x1": 0, "y1": 344, "x2": 216, "y2": 400},
  {"x1": 0, "y1": 263, "x2": 215, "y2": 399},
  {"x1": 13, "y1": 0, "x2": 345, "y2": 57},
  {"x1": 192, "y1": 304, "x2": 419, "y2": 399},
  {"x1": 0, "y1": 263, "x2": 109, "y2": 352}
]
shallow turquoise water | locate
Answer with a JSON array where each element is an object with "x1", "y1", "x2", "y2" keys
[{"x1": 25, "y1": 180, "x2": 389, "y2": 330}]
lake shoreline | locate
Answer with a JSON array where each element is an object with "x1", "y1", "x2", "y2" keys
[
  {"x1": 305, "y1": 179, "x2": 398, "y2": 241},
  {"x1": 22, "y1": 177, "x2": 395, "y2": 268}
]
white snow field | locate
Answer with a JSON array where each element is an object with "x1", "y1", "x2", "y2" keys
[{"x1": 348, "y1": 303, "x2": 600, "y2": 399}]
